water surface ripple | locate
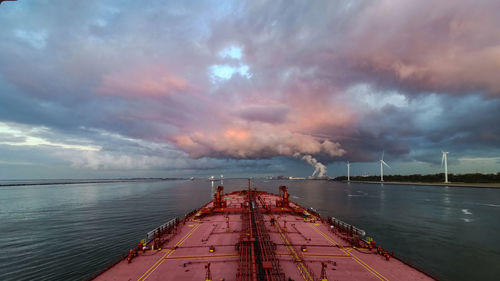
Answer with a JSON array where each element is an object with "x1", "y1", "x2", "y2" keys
[{"x1": 1, "y1": 179, "x2": 499, "y2": 281}]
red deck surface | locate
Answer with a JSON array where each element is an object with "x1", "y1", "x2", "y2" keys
[{"x1": 93, "y1": 186, "x2": 435, "y2": 281}]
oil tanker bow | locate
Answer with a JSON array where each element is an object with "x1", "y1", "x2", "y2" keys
[{"x1": 92, "y1": 184, "x2": 435, "y2": 281}]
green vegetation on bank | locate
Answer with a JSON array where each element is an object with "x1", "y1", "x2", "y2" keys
[{"x1": 334, "y1": 173, "x2": 500, "y2": 183}]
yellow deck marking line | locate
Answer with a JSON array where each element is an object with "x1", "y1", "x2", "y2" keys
[
  {"x1": 310, "y1": 225, "x2": 387, "y2": 281},
  {"x1": 309, "y1": 224, "x2": 389, "y2": 281},
  {"x1": 303, "y1": 253, "x2": 352, "y2": 258},
  {"x1": 137, "y1": 224, "x2": 199, "y2": 281},
  {"x1": 165, "y1": 254, "x2": 238, "y2": 260},
  {"x1": 263, "y1": 206, "x2": 315, "y2": 281},
  {"x1": 348, "y1": 250, "x2": 391, "y2": 281},
  {"x1": 276, "y1": 252, "x2": 348, "y2": 257},
  {"x1": 140, "y1": 223, "x2": 201, "y2": 281},
  {"x1": 137, "y1": 248, "x2": 175, "y2": 280},
  {"x1": 143, "y1": 223, "x2": 201, "y2": 280},
  {"x1": 137, "y1": 223, "x2": 201, "y2": 281},
  {"x1": 275, "y1": 223, "x2": 314, "y2": 281}
]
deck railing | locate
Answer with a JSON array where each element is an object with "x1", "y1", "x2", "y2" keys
[
  {"x1": 146, "y1": 218, "x2": 178, "y2": 242},
  {"x1": 330, "y1": 216, "x2": 366, "y2": 237}
]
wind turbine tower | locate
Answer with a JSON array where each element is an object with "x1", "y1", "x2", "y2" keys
[
  {"x1": 347, "y1": 161, "x2": 350, "y2": 181},
  {"x1": 441, "y1": 152, "x2": 449, "y2": 183},
  {"x1": 379, "y1": 152, "x2": 391, "y2": 182}
]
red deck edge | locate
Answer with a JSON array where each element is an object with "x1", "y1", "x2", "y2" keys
[{"x1": 89, "y1": 184, "x2": 438, "y2": 281}]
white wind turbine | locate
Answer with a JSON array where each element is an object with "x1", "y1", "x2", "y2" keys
[
  {"x1": 347, "y1": 161, "x2": 350, "y2": 181},
  {"x1": 441, "y1": 151, "x2": 449, "y2": 183},
  {"x1": 379, "y1": 152, "x2": 391, "y2": 182}
]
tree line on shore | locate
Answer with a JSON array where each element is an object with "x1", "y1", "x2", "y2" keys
[{"x1": 334, "y1": 173, "x2": 500, "y2": 183}]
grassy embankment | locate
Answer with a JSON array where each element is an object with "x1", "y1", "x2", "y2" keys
[{"x1": 334, "y1": 173, "x2": 500, "y2": 188}]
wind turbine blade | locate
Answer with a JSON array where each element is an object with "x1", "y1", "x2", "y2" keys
[
  {"x1": 382, "y1": 151, "x2": 385, "y2": 161},
  {"x1": 382, "y1": 160, "x2": 391, "y2": 168},
  {"x1": 441, "y1": 153, "x2": 444, "y2": 168}
]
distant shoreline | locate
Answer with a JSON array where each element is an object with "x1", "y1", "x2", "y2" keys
[
  {"x1": 0, "y1": 178, "x2": 185, "y2": 187},
  {"x1": 347, "y1": 180, "x2": 500, "y2": 189}
]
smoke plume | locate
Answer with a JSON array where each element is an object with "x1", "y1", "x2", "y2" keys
[{"x1": 295, "y1": 153, "x2": 327, "y2": 177}]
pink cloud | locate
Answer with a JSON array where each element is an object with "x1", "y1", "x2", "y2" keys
[
  {"x1": 342, "y1": 0, "x2": 500, "y2": 96},
  {"x1": 175, "y1": 124, "x2": 346, "y2": 159},
  {"x1": 163, "y1": 68, "x2": 358, "y2": 160},
  {"x1": 97, "y1": 66, "x2": 189, "y2": 98}
]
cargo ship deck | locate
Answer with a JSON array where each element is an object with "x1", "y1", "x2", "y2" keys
[{"x1": 93, "y1": 185, "x2": 435, "y2": 281}]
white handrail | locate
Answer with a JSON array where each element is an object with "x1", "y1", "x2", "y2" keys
[
  {"x1": 146, "y1": 218, "x2": 177, "y2": 241},
  {"x1": 330, "y1": 216, "x2": 366, "y2": 237}
]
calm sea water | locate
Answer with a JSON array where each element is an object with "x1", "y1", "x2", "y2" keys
[{"x1": 1, "y1": 179, "x2": 499, "y2": 281}]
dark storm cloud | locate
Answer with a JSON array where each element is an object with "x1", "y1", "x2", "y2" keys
[
  {"x1": 337, "y1": 94, "x2": 500, "y2": 164},
  {"x1": 208, "y1": 0, "x2": 500, "y2": 96},
  {"x1": 0, "y1": 0, "x2": 499, "y2": 177}
]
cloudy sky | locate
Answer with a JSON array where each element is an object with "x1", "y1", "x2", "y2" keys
[{"x1": 1, "y1": 0, "x2": 499, "y2": 179}]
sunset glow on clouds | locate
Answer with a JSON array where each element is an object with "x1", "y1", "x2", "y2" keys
[
  {"x1": 98, "y1": 67, "x2": 189, "y2": 98},
  {"x1": 1, "y1": 0, "x2": 499, "y2": 178}
]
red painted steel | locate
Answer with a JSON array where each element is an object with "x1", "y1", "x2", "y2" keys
[{"x1": 92, "y1": 185, "x2": 437, "y2": 281}]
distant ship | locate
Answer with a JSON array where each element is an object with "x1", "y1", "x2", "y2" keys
[
  {"x1": 91, "y1": 183, "x2": 436, "y2": 281},
  {"x1": 288, "y1": 176, "x2": 306, "y2": 180},
  {"x1": 208, "y1": 175, "x2": 224, "y2": 182}
]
